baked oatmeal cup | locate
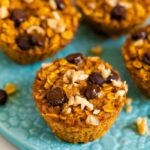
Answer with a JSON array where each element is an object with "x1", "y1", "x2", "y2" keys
[
  {"x1": 122, "y1": 25, "x2": 150, "y2": 97},
  {"x1": 33, "y1": 53, "x2": 128, "y2": 143},
  {"x1": 77, "y1": 0, "x2": 150, "y2": 36},
  {"x1": 0, "y1": 0, "x2": 81, "y2": 64}
]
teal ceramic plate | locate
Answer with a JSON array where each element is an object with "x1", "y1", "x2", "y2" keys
[{"x1": 0, "y1": 23, "x2": 150, "y2": 150}]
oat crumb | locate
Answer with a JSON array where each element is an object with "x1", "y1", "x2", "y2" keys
[
  {"x1": 4, "y1": 83, "x2": 17, "y2": 95},
  {"x1": 136, "y1": 117, "x2": 149, "y2": 135},
  {"x1": 125, "y1": 98, "x2": 133, "y2": 113},
  {"x1": 125, "y1": 98, "x2": 133, "y2": 105},
  {"x1": 90, "y1": 46, "x2": 103, "y2": 55},
  {"x1": 126, "y1": 105, "x2": 133, "y2": 113}
]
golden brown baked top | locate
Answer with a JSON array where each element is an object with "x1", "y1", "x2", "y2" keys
[
  {"x1": 33, "y1": 54, "x2": 128, "y2": 127},
  {"x1": 123, "y1": 25, "x2": 150, "y2": 80},
  {"x1": 0, "y1": 0, "x2": 80, "y2": 55},
  {"x1": 77, "y1": 0, "x2": 150, "y2": 28}
]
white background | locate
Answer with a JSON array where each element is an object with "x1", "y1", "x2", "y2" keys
[{"x1": 0, "y1": 134, "x2": 18, "y2": 150}]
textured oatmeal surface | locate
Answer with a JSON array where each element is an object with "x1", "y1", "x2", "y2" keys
[
  {"x1": 122, "y1": 25, "x2": 150, "y2": 97},
  {"x1": 0, "y1": 24, "x2": 150, "y2": 149},
  {"x1": 77, "y1": 0, "x2": 150, "y2": 35},
  {"x1": 0, "y1": 0, "x2": 80, "y2": 64}
]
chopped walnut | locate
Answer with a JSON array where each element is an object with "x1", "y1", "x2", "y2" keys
[
  {"x1": 66, "y1": 107, "x2": 72, "y2": 114},
  {"x1": 49, "y1": 0, "x2": 57, "y2": 10},
  {"x1": 112, "y1": 80, "x2": 122, "y2": 87},
  {"x1": 41, "y1": 62, "x2": 52, "y2": 68},
  {"x1": 122, "y1": 81, "x2": 128, "y2": 93},
  {"x1": 0, "y1": 6, "x2": 9, "y2": 19},
  {"x1": 68, "y1": 96, "x2": 94, "y2": 111},
  {"x1": 105, "y1": 0, "x2": 118, "y2": 7},
  {"x1": 62, "y1": 105, "x2": 72, "y2": 114},
  {"x1": 98, "y1": 91, "x2": 105, "y2": 98},
  {"x1": 47, "y1": 18, "x2": 66, "y2": 33},
  {"x1": 63, "y1": 70, "x2": 89, "y2": 84},
  {"x1": 136, "y1": 117, "x2": 149, "y2": 135},
  {"x1": 98, "y1": 64, "x2": 111, "y2": 79},
  {"x1": 27, "y1": 26, "x2": 45, "y2": 35},
  {"x1": 68, "y1": 96, "x2": 75, "y2": 106},
  {"x1": 86, "y1": 115, "x2": 99, "y2": 126},
  {"x1": 93, "y1": 109, "x2": 100, "y2": 115},
  {"x1": 52, "y1": 11, "x2": 61, "y2": 20},
  {"x1": 115, "y1": 90, "x2": 126, "y2": 97}
]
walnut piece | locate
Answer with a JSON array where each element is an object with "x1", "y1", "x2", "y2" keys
[{"x1": 86, "y1": 115, "x2": 99, "y2": 126}]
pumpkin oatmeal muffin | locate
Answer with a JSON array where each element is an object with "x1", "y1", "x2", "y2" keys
[
  {"x1": 0, "y1": 0, "x2": 81, "y2": 64},
  {"x1": 33, "y1": 53, "x2": 128, "y2": 143},
  {"x1": 122, "y1": 25, "x2": 150, "y2": 97},
  {"x1": 76, "y1": 0, "x2": 150, "y2": 36}
]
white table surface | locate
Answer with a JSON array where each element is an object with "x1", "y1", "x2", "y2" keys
[{"x1": 0, "y1": 134, "x2": 18, "y2": 150}]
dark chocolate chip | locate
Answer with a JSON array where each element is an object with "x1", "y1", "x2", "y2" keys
[
  {"x1": 16, "y1": 35, "x2": 33, "y2": 50},
  {"x1": 111, "y1": 5, "x2": 126, "y2": 21},
  {"x1": 143, "y1": 53, "x2": 150, "y2": 65},
  {"x1": 66, "y1": 53, "x2": 84, "y2": 64},
  {"x1": 88, "y1": 72, "x2": 105, "y2": 86},
  {"x1": 0, "y1": 90, "x2": 8, "y2": 105},
  {"x1": 10, "y1": 9, "x2": 27, "y2": 27},
  {"x1": 46, "y1": 87, "x2": 67, "y2": 106},
  {"x1": 106, "y1": 71, "x2": 119, "y2": 83},
  {"x1": 84, "y1": 84, "x2": 99, "y2": 99},
  {"x1": 30, "y1": 34, "x2": 44, "y2": 47},
  {"x1": 55, "y1": 0, "x2": 65, "y2": 10},
  {"x1": 132, "y1": 31, "x2": 147, "y2": 41}
]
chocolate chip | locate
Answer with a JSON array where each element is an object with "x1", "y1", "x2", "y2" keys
[
  {"x1": 30, "y1": 34, "x2": 44, "y2": 47},
  {"x1": 0, "y1": 90, "x2": 8, "y2": 105},
  {"x1": 66, "y1": 53, "x2": 84, "y2": 64},
  {"x1": 106, "y1": 71, "x2": 119, "y2": 83},
  {"x1": 111, "y1": 5, "x2": 126, "y2": 21},
  {"x1": 16, "y1": 34, "x2": 45, "y2": 50},
  {"x1": 84, "y1": 84, "x2": 99, "y2": 99},
  {"x1": 88, "y1": 72, "x2": 105, "y2": 86},
  {"x1": 10, "y1": 9, "x2": 27, "y2": 27},
  {"x1": 132, "y1": 31, "x2": 147, "y2": 41},
  {"x1": 46, "y1": 87, "x2": 67, "y2": 106},
  {"x1": 143, "y1": 53, "x2": 150, "y2": 65},
  {"x1": 16, "y1": 35, "x2": 33, "y2": 50},
  {"x1": 55, "y1": 0, "x2": 65, "y2": 10}
]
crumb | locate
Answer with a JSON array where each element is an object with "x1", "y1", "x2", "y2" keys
[
  {"x1": 136, "y1": 117, "x2": 148, "y2": 135},
  {"x1": 125, "y1": 105, "x2": 132, "y2": 113},
  {"x1": 125, "y1": 98, "x2": 132, "y2": 105},
  {"x1": 90, "y1": 46, "x2": 103, "y2": 55},
  {"x1": 125, "y1": 98, "x2": 133, "y2": 113},
  {"x1": 4, "y1": 83, "x2": 17, "y2": 95}
]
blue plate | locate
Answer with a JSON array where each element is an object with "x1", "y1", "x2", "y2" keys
[{"x1": 0, "y1": 23, "x2": 150, "y2": 150}]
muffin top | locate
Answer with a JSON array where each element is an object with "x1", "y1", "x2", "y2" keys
[
  {"x1": 0, "y1": 0, "x2": 80, "y2": 55},
  {"x1": 33, "y1": 54, "x2": 128, "y2": 127},
  {"x1": 77, "y1": 0, "x2": 150, "y2": 28},
  {"x1": 123, "y1": 25, "x2": 150, "y2": 80}
]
